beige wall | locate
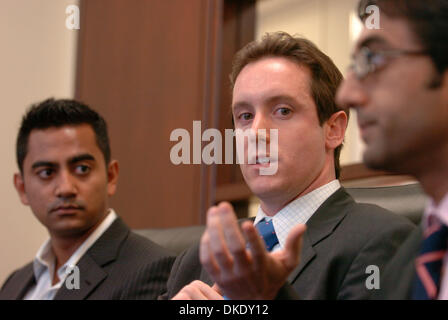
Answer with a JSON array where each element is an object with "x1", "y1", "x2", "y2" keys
[
  {"x1": 256, "y1": 0, "x2": 365, "y2": 166},
  {"x1": 0, "y1": 0, "x2": 78, "y2": 285}
]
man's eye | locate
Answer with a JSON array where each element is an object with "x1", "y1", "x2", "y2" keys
[
  {"x1": 75, "y1": 165, "x2": 90, "y2": 175},
  {"x1": 367, "y1": 51, "x2": 386, "y2": 67},
  {"x1": 239, "y1": 113, "x2": 253, "y2": 121},
  {"x1": 275, "y1": 107, "x2": 292, "y2": 116},
  {"x1": 37, "y1": 169, "x2": 53, "y2": 179}
]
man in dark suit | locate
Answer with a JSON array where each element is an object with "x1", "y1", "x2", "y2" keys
[
  {"x1": 336, "y1": 0, "x2": 448, "y2": 299},
  {"x1": 164, "y1": 32, "x2": 414, "y2": 300},
  {"x1": 0, "y1": 98, "x2": 174, "y2": 300}
]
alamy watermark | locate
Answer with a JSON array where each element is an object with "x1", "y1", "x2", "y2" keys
[
  {"x1": 66, "y1": 5, "x2": 80, "y2": 30},
  {"x1": 170, "y1": 121, "x2": 279, "y2": 175},
  {"x1": 64, "y1": 265, "x2": 80, "y2": 290},
  {"x1": 364, "y1": 5, "x2": 380, "y2": 30},
  {"x1": 365, "y1": 265, "x2": 380, "y2": 290}
]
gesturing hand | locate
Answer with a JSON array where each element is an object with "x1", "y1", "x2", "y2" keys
[
  {"x1": 171, "y1": 281, "x2": 224, "y2": 300},
  {"x1": 199, "y1": 202, "x2": 306, "y2": 300}
]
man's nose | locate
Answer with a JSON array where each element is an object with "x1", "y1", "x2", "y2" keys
[
  {"x1": 55, "y1": 170, "x2": 77, "y2": 199},
  {"x1": 336, "y1": 72, "x2": 368, "y2": 110},
  {"x1": 251, "y1": 113, "x2": 271, "y2": 143}
]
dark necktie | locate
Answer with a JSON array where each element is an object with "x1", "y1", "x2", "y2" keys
[
  {"x1": 255, "y1": 218, "x2": 279, "y2": 252},
  {"x1": 412, "y1": 221, "x2": 448, "y2": 299}
]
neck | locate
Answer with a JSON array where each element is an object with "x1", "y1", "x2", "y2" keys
[
  {"x1": 50, "y1": 235, "x2": 89, "y2": 271},
  {"x1": 410, "y1": 145, "x2": 448, "y2": 205},
  {"x1": 49, "y1": 211, "x2": 108, "y2": 271},
  {"x1": 416, "y1": 166, "x2": 448, "y2": 206},
  {"x1": 259, "y1": 166, "x2": 335, "y2": 216}
]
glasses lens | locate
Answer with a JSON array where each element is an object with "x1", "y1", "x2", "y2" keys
[{"x1": 354, "y1": 47, "x2": 372, "y2": 79}]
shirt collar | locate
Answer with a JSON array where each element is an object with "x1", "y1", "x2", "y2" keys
[
  {"x1": 32, "y1": 209, "x2": 118, "y2": 283},
  {"x1": 423, "y1": 192, "x2": 448, "y2": 228},
  {"x1": 254, "y1": 180, "x2": 341, "y2": 249}
]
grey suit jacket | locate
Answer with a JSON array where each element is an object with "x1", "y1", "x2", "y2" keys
[
  {"x1": 371, "y1": 226, "x2": 423, "y2": 299},
  {"x1": 0, "y1": 218, "x2": 175, "y2": 300},
  {"x1": 162, "y1": 188, "x2": 415, "y2": 300}
]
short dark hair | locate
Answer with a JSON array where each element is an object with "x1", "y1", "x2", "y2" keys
[
  {"x1": 16, "y1": 98, "x2": 111, "y2": 172},
  {"x1": 230, "y1": 32, "x2": 348, "y2": 179},
  {"x1": 358, "y1": 0, "x2": 448, "y2": 84}
]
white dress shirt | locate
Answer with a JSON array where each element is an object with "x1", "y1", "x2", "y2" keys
[
  {"x1": 24, "y1": 209, "x2": 118, "y2": 300},
  {"x1": 422, "y1": 193, "x2": 448, "y2": 300},
  {"x1": 254, "y1": 180, "x2": 341, "y2": 252}
]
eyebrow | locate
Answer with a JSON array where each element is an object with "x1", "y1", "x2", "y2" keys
[
  {"x1": 31, "y1": 161, "x2": 56, "y2": 170},
  {"x1": 232, "y1": 94, "x2": 301, "y2": 111},
  {"x1": 232, "y1": 101, "x2": 251, "y2": 111},
  {"x1": 31, "y1": 153, "x2": 96, "y2": 170},
  {"x1": 68, "y1": 153, "x2": 96, "y2": 164},
  {"x1": 266, "y1": 94, "x2": 299, "y2": 106},
  {"x1": 355, "y1": 35, "x2": 389, "y2": 53}
]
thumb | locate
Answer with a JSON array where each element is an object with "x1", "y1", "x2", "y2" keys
[
  {"x1": 283, "y1": 224, "x2": 307, "y2": 270},
  {"x1": 212, "y1": 283, "x2": 223, "y2": 295}
]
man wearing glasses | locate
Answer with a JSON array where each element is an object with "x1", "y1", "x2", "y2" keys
[{"x1": 337, "y1": 0, "x2": 448, "y2": 299}]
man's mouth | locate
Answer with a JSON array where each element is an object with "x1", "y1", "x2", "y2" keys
[
  {"x1": 359, "y1": 120, "x2": 376, "y2": 130},
  {"x1": 256, "y1": 156, "x2": 271, "y2": 164},
  {"x1": 50, "y1": 205, "x2": 83, "y2": 214},
  {"x1": 246, "y1": 155, "x2": 277, "y2": 166},
  {"x1": 358, "y1": 118, "x2": 377, "y2": 141}
]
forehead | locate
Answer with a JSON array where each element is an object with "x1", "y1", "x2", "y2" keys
[
  {"x1": 232, "y1": 57, "x2": 313, "y2": 104},
  {"x1": 24, "y1": 124, "x2": 99, "y2": 165},
  {"x1": 355, "y1": 14, "x2": 421, "y2": 51}
]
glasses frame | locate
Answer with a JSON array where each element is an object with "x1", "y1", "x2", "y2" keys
[{"x1": 349, "y1": 46, "x2": 429, "y2": 80}]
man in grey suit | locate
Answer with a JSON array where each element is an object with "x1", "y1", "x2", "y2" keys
[
  {"x1": 164, "y1": 32, "x2": 414, "y2": 300},
  {"x1": 0, "y1": 98, "x2": 174, "y2": 300},
  {"x1": 337, "y1": 0, "x2": 448, "y2": 299}
]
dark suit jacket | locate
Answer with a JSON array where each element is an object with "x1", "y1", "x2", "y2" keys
[
  {"x1": 162, "y1": 188, "x2": 415, "y2": 300},
  {"x1": 371, "y1": 226, "x2": 423, "y2": 299},
  {"x1": 0, "y1": 217, "x2": 175, "y2": 300}
]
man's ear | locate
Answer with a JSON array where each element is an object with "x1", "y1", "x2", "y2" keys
[
  {"x1": 324, "y1": 110, "x2": 348, "y2": 150},
  {"x1": 13, "y1": 173, "x2": 29, "y2": 206},
  {"x1": 107, "y1": 160, "x2": 119, "y2": 196}
]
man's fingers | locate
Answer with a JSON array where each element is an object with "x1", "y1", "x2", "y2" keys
[
  {"x1": 242, "y1": 221, "x2": 268, "y2": 271},
  {"x1": 218, "y1": 202, "x2": 250, "y2": 269},
  {"x1": 171, "y1": 281, "x2": 223, "y2": 300},
  {"x1": 206, "y1": 206, "x2": 234, "y2": 270},
  {"x1": 212, "y1": 283, "x2": 223, "y2": 296},
  {"x1": 200, "y1": 231, "x2": 220, "y2": 280},
  {"x1": 283, "y1": 223, "x2": 307, "y2": 270},
  {"x1": 194, "y1": 280, "x2": 224, "y2": 300}
]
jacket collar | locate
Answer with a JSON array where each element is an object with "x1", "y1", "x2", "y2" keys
[
  {"x1": 7, "y1": 264, "x2": 36, "y2": 300},
  {"x1": 54, "y1": 217, "x2": 129, "y2": 299},
  {"x1": 288, "y1": 187, "x2": 353, "y2": 283}
]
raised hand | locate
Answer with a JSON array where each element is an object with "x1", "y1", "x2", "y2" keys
[{"x1": 199, "y1": 202, "x2": 306, "y2": 300}]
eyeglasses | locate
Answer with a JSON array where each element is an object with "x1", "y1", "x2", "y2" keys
[{"x1": 349, "y1": 46, "x2": 429, "y2": 80}]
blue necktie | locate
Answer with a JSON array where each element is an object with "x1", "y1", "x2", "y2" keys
[
  {"x1": 412, "y1": 222, "x2": 448, "y2": 299},
  {"x1": 255, "y1": 218, "x2": 279, "y2": 252}
]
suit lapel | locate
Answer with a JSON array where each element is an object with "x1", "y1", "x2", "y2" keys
[
  {"x1": 54, "y1": 254, "x2": 108, "y2": 300},
  {"x1": 54, "y1": 217, "x2": 130, "y2": 300},
  {"x1": 288, "y1": 188, "x2": 354, "y2": 283},
  {"x1": 10, "y1": 264, "x2": 36, "y2": 299},
  {"x1": 288, "y1": 233, "x2": 316, "y2": 283}
]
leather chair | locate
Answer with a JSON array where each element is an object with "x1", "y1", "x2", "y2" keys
[
  {"x1": 345, "y1": 183, "x2": 426, "y2": 225},
  {"x1": 135, "y1": 183, "x2": 427, "y2": 255},
  {"x1": 135, "y1": 225, "x2": 205, "y2": 255}
]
